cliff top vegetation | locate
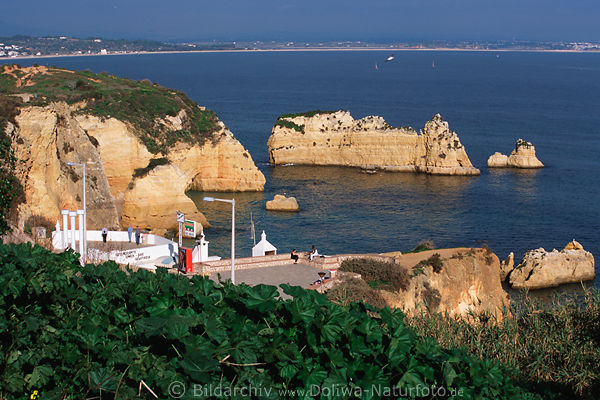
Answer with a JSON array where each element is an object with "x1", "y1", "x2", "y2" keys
[
  {"x1": 0, "y1": 64, "x2": 221, "y2": 154},
  {"x1": 274, "y1": 110, "x2": 338, "y2": 133}
]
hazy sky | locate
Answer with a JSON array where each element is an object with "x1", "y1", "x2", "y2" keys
[{"x1": 1, "y1": 0, "x2": 598, "y2": 42}]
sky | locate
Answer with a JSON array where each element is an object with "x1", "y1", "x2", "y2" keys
[{"x1": 1, "y1": 0, "x2": 599, "y2": 42}]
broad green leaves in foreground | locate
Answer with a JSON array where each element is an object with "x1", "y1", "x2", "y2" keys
[{"x1": 0, "y1": 243, "x2": 530, "y2": 399}]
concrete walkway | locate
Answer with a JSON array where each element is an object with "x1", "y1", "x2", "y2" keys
[{"x1": 209, "y1": 262, "x2": 326, "y2": 297}]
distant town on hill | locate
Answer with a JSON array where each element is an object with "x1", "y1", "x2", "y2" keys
[{"x1": 1, "y1": 35, "x2": 599, "y2": 58}]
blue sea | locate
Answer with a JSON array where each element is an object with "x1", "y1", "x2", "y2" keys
[{"x1": 19, "y1": 51, "x2": 600, "y2": 287}]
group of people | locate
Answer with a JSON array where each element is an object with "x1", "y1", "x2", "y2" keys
[
  {"x1": 290, "y1": 245, "x2": 319, "y2": 264},
  {"x1": 127, "y1": 226, "x2": 143, "y2": 245},
  {"x1": 100, "y1": 226, "x2": 143, "y2": 245}
]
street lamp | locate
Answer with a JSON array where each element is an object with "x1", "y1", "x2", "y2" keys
[
  {"x1": 67, "y1": 161, "x2": 92, "y2": 263},
  {"x1": 203, "y1": 196, "x2": 236, "y2": 284}
]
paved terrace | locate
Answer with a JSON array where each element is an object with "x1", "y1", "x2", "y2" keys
[{"x1": 182, "y1": 253, "x2": 399, "y2": 295}]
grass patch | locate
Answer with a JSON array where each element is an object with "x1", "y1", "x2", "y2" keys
[
  {"x1": 278, "y1": 109, "x2": 337, "y2": 119},
  {"x1": 406, "y1": 291, "x2": 600, "y2": 399},
  {"x1": 339, "y1": 257, "x2": 409, "y2": 291}
]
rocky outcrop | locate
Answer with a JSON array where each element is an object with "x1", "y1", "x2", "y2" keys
[
  {"x1": 508, "y1": 241, "x2": 595, "y2": 289},
  {"x1": 487, "y1": 152, "x2": 509, "y2": 168},
  {"x1": 267, "y1": 111, "x2": 480, "y2": 175},
  {"x1": 382, "y1": 248, "x2": 509, "y2": 319},
  {"x1": 6, "y1": 100, "x2": 264, "y2": 234},
  {"x1": 500, "y1": 252, "x2": 514, "y2": 281},
  {"x1": 487, "y1": 139, "x2": 544, "y2": 168},
  {"x1": 266, "y1": 194, "x2": 300, "y2": 212}
]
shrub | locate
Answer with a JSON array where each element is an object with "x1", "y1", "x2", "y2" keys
[
  {"x1": 24, "y1": 215, "x2": 54, "y2": 237},
  {"x1": 326, "y1": 277, "x2": 387, "y2": 308},
  {"x1": 273, "y1": 119, "x2": 304, "y2": 133},
  {"x1": 410, "y1": 239, "x2": 436, "y2": 253},
  {"x1": 415, "y1": 253, "x2": 444, "y2": 273},
  {"x1": 132, "y1": 157, "x2": 170, "y2": 179},
  {"x1": 340, "y1": 257, "x2": 409, "y2": 291}
]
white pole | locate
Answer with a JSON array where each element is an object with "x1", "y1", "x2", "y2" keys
[
  {"x1": 77, "y1": 210, "x2": 84, "y2": 263},
  {"x1": 82, "y1": 164, "x2": 87, "y2": 263},
  {"x1": 69, "y1": 211, "x2": 77, "y2": 250},
  {"x1": 231, "y1": 199, "x2": 235, "y2": 285},
  {"x1": 61, "y1": 210, "x2": 69, "y2": 249}
]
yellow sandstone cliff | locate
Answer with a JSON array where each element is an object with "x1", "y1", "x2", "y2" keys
[
  {"x1": 267, "y1": 111, "x2": 480, "y2": 175},
  {"x1": 7, "y1": 102, "x2": 265, "y2": 233}
]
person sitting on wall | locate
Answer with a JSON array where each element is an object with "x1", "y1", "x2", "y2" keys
[
  {"x1": 309, "y1": 245, "x2": 319, "y2": 261},
  {"x1": 291, "y1": 249, "x2": 299, "y2": 264}
]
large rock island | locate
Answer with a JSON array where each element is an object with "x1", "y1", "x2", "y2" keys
[
  {"x1": 267, "y1": 111, "x2": 480, "y2": 175},
  {"x1": 1, "y1": 65, "x2": 265, "y2": 234}
]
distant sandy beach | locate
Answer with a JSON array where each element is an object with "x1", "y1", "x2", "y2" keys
[{"x1": 4, "y1": 46, "x2": 599, "y2": 62}]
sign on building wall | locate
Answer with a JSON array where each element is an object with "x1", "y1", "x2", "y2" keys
[{"x1": 183, "y1": 220, "x2": 196, "y2": 237}]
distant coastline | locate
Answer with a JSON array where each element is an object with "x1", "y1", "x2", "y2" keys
[{"x1": 4, "y1": 46, "x2": 600, "y2": 61}]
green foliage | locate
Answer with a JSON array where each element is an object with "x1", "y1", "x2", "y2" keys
[
  {"x1": 407, "y1": 291, "x2": 600, "y2": 399},
  {"x1": 0, "y1": 94, "x2": 23, "y2": 235},
  {"x1": 409, "y1": 240, "x2": 436, "y2": 253},
  {"x1": 326, "y1": 277, "x2": 388, "y2": 308},
  {"x1": 23, "y1": 215, "x2": 54, "y2": 238},
  {"x1": 0, "y1": 243, "x2": 531, "y2": 399},
  {"x1": 0, "y1": 65, "x2": 221, "y2": 154},
  {"x1": 278, "y1": 110, "x2": 337, "y2": 119},
  {"x1": 415, "y1": 253, "x2": 444, "y2": 273},
  {"x1": 340, "y1": 257, "x2": 410, "y2": 291},
  {"x1": 132, "y1": 157, "x2": 170, "y2": 179},
  {"x1": 273, "y1": 119, "x2": 305, "y2": 133},
  {"x1": 274, "y1": 110, "x2": 337, "y2": 133}
]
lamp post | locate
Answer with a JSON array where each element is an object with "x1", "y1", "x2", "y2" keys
[
  {"x1": 203, "y1": 196, "x2": 236, "y2": 284},
  {"x1": 67, "y1": 161, "x2": 88, "y2": 263}
]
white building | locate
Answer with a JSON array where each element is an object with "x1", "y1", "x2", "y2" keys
[{"x1": 252, "y1": 231, "x2": 277, "y2": 257}]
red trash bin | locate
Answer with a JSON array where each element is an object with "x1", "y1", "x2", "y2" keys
[{"x1": 179, "y1": 247, "x2": 193, "y2": 273}]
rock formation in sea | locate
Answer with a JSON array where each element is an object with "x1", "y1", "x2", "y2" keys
[
  {"x1": 267, "y1": 111, "x2": 480, "y2": 175},
  {"x1": 506, "y1": 240, "x2": 595, "y2": 289},
  {"x1": 265, "y1": 194, "x2": 300, "y2": 212},
  {"x1": 487, "y1": 139, "x2": 544, "y2": 168},
  {"x1": 1, "y1": 65, "x2": 265, "y2": 234},
  {"x1": 499, "y1": 252, "x2": 514, "y2": 281}
]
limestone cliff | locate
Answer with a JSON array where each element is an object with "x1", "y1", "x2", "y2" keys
[
  {"x1": 267, "y1": 111, "x2": 480, "y2": 175},
  {"x1": 1, "y1": 65, "x2": 265, "y2": 233},
  {"x1": 382, "y1": 248, "x2": 509, "y2": 318},
  {"x1": 487, "y1": 139, "x2": 544, "y2": 168}
]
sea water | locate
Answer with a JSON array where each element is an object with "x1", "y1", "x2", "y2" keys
[{"x1": 18, "y1": 51, "x2": 600, "y2": 287}]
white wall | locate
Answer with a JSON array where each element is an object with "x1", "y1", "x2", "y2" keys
[{"x1": 52, "y1": 230, "x2": 173, "y2": 249}]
